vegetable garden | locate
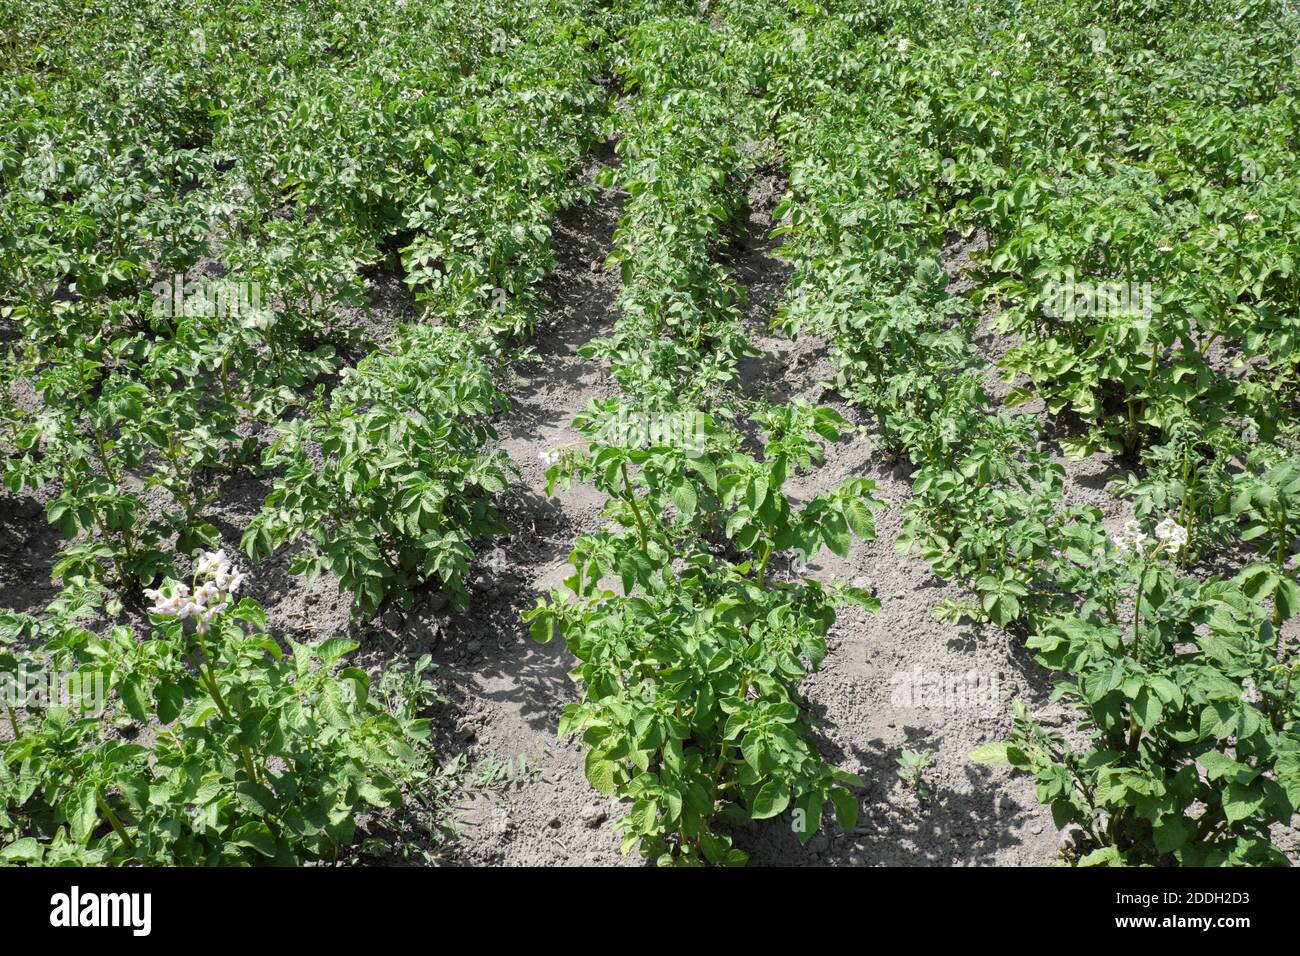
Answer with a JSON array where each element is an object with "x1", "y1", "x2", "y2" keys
[{"x1": 1, "y1": 0, "x2": 1298, "y2": 866}]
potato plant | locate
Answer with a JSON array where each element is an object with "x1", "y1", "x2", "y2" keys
[
  {"x1": 976, "y1": 553, "x2": 1300, "y2": 866},
  {"x1": 526, "y1": 401, "x2": 880, "y2": 864},
  {"x1": 243, "y1": 325, "x2": 511, "y2": 616},
  {"x1": 1, "y1": 554, "x2": 434, "y2": 866}
]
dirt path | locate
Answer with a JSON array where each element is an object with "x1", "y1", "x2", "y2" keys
[
  {"x1": 426, "y1": 161, "x2": 636, "y2": 865},
  {"x1": 727, "y1": 172, "x2": 1062, "y2": 865}
]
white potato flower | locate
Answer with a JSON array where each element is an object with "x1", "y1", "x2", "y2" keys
[
  {"x1": 145, "y1": 551, "x2": 245, "y2": 631},
  {"x1": 1154, "y1": 517, "x2": 1188, "y2": 554},
  {"x1": 1121, "y1": 520, "x2": 1148, "y2": 548}
]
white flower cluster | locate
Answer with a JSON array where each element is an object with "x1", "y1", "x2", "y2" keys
[
  {"x1": 1112, "y1": 519, "x2": 1147, "y2": 554},
  {"x1": 1112, "y1": 517, "x2": 1187, "y2": 558},
  {"x1": 896, "y1": 36, "x2": 911, "y2": 54},
  {"x1": 538, "y1": 449, "x2": 561, "y2": 467},
  {"x1": 1154, "y1": 517, "x2": 1189, "y2": 553},
  {"x1": 144, "y1": 550, "x2": 244, "y2": 633}
]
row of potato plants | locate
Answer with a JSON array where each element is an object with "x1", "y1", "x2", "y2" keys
[
  {"x1": 239, "y1": 4, "x2": 610, "y2": 614},
  {"x1": 1, "y1": 555, "x2": 439, "y2": 865},
  {"x1": 525, "y1": 2, "x2": 881, "y2": 866},
  {"x1": 764, "y1": 0, "x2": 1299, "y2": 864},
  {"x1": 0, "y1": 0, "x2": 609, "y2": 864},
  {"x1": 1, "y1": 0, "x2": 607, "y2": 613}
]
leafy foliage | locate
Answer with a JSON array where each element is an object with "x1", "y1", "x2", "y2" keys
[
  {"x1": 1, "y1": 579, "x2": 434, "y2": 866},
  {"x1": 527, "y1": 402, "x2": 880, "y2": 864},
  {"x1": 243, "y1": 325, "x2": 511, "y2": 616}
]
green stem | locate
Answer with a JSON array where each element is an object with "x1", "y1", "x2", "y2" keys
[
  {"x1": 1177, "y1": 442, "x2": 1193, "y2": 570},
  {"x1": 1198, "y1": 329, "x2": 1221, "y2": 358},
  {"x1": 96, "y1": 790, "x2": 136, "y2": 854},
  {"x1": 193, "y1": 635, "x2": 261, "y2": 784},
  {"x1": 92, "y1": 428, "x2": 120, "y2": 486},
  {"x1": 755, "y1": 542, "x2": 773, "y2": 587},
  {"x1": 1271, "y1": 516, "x2": 1290, "y2": 634},
  {"x1": 165, "y1": 432, "x2": 195, "y2": 518},
  {"x1": 1270, "y1": 668, "x2": 1292, "y2": 729},
  {"x1": 1106, "y1": 804, "x2": 1124, "y2": 847},
  {"x1": 1131, "y1": 560, "x2": 1149, "y2": 660},
  {"x1": 620, "y1": 462, "x2": 650, "y2": 550},
  {"x1": 708, "y1": 678, "x2": 750, "y2": 799}
]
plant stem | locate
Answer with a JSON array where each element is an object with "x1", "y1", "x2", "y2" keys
[
  {"x1": 620, "y1": 462, "x2": 650, "y2": 550},
  {"x1": 194, "y1": 634, "x2": 262, "y2": 784},
  {"x1": 1270, "y1": 667, "x2": 1292, "y2": 731},
  {"x1": 755, "y1": 542, "x2": 773, "y2": 587},
  {"x1": 96, "y1": 790, "x2": 136, "y2": 854},
  {"x1": 1131, "y1": 560, "x2": 1149, "y2": 660}
]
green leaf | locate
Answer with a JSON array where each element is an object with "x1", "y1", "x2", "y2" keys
[
  {"x1": 0, "y1": 837, "x2": 42, "y2": 862},
  {"x1": 68, "y1": 788, "x2": 98, "y2": 843},
  {"x1": 750, "y1": 782, "x2": 790, "y2": 820},
  {"x1": 231, "y1": 822, "x2": 278, "y2": 858},
  {"x1": 235, "y1": 782, "x2": 279, "y2": 817},
  {"x1": 670, "y1": 480, "x2": 697, "y2": 517},
  {"x1": 584, "y1": 752, "x2": 617, "y2": 796},
  {"x1": 842, "y1": 499, "x2": 875, "y2": 539},
  {"x1": 829, "y1": 786, "x2": 858, "y2": 829},
  {"x1": 821, "y1": 513, "x2": 851, "y2": 557},
  {"x1": 969, "y1": 742, "x2": 1010, "y2": 765},
  {"x1": 155, "y1": 679, "x2": 183, "y2": 724},
  {"x1": 121, "y1": 675, "x2": 148, "y2": 723},
  {"x1": 1152, "y1": 814, "x2": 1193, "y2": 854},
  {"x1": 1222, "y1": 781, "x2": 1265, "y2": 824}
]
